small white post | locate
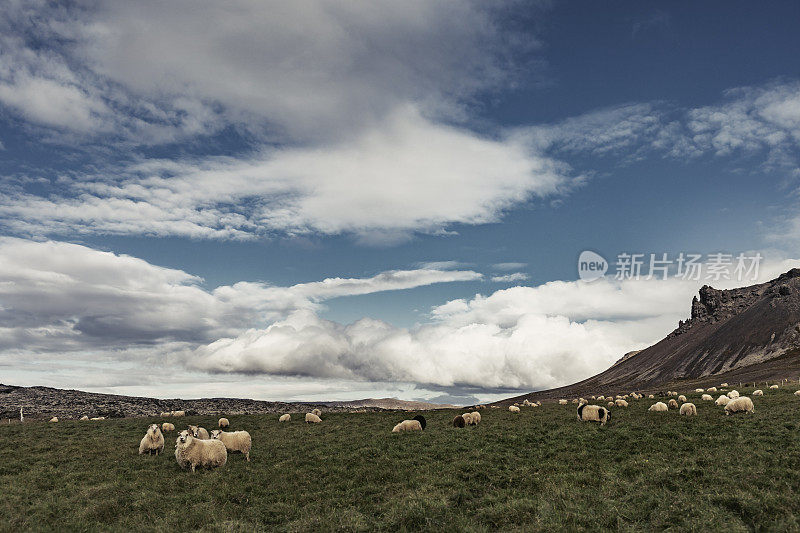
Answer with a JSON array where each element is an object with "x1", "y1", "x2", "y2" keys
[{"x1": 19, "y1": 407, "x2": 24, "y2": 423}]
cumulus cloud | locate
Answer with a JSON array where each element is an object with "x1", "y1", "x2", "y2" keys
[{"x1": 490, "y1": 273, "x2": 530, "y2": 283}]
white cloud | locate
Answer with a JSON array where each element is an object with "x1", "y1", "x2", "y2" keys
[
  {"x1": 492, "y1": 262, "x2": 528, "y2": 271},
  {"x1": 490, "y1": 273, "x2": 530, "y2": 283}
]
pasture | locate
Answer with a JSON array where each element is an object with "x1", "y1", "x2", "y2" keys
[{"x1": 2, "y1": 387, "x2": 800, "y2": 532}]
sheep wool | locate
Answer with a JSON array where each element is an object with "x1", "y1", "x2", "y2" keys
[
  {"x1": 469, "y1": 412, "x2": 481, "y2": 425},
  {"x1": 770, "y1": 385, "x2": 780, "y2": 390},
  {"x1": 218, "y1": 418, "x2": 230, "y2": 428},
  {"x1": 90, "y1": 417, "x2": 106, "y2": 420},
  {"x1": 795, "y1": 391, "x2": 800, "y2": 397},
  {"x1": 412, "y1": 415, "x2": 427, "y2": 430},
  {"x1": 188, "y1": 425, "x2": 210, "y2": 440},
  {"x1": 607, "y1": 401, "x2": 614, "y2": 407},
  {"x1": 679, "y1": 403, "x2": 697, "y2": 416},
  {"x1": 648, "y1": 402, "x2": 668, "y2": 412},
  {"x1": 160, "y1": 412, "x2": 171, "y2": 417},
  {"x1": 648, "y1": 394, "x2": 655, "y2": 399},
  {"x1": 210, "y1": 430, "x2": 252, "y2": 460},
  {"x1": 462, "y1": 412, "x2": 475, "y2": 425},
  {"x1": 725, "y1": 396, "x2": 755, "y2": 415},
  {"x1": 668, "y1": 399, "x2": 679, "y2": 409},
  {"x1": 727, "y1": 390, "x2": 740, "y2": 399},
  {"x1": 311, "y1": 408, "x2": 322, "y2": 417},
  {"x1": 572, "y1": 399, "x2": 579, "y2": 404},
  {"x1": 171, "y1": 410, "x2": 185, "y2": 417},
  {"x1": 577, "y1": 404, "x2": 611, "y2": 426},
  {"x1": 139, "y1": 424, "x2": 165, "y2": 455},
  {"x1": 161, "y1": 422, "x2": 175, "y2": 432},
  {"x1": 720, "y1": 383, "x2": 729, "y2": 388},
  {"x1": 752, "y1": 390, "x2": 763, "y2": 396},
  {"x1": 305, "y1": 413, "x2": 322, "y2": 423},
  {"x1": 715, "y1": 395, "x2": 731, "y2": 406},
  {"x1": 701, "y1": 394, "x2": 713, "y2": 401},
  {"x1": 509, "y1": 405, "x2": 520, "y2": 413},
  {"x1": 391, "y1": 420, "x2": 423, "y2": 433},
  {"x1": 678, "y1": 395, "x2": 687, "y2": 402},
  {"x1": 175, "y1": 431, "x2": 227, "y2": 472},
  {"x1": 453, "y1": 414, "x2": 466, "y2": 428},
  {"x1": 49, "y1": 417, "x2": 58, "y2": 423},
  {"x1": 558, "y1": 399, "x2": 568, "y2": 405},
  {"x1": 707, "y1": 387, "x2": 717, "y2": 393},
  {"x1": 597, "y1": 396, "x2": 605, "y2": 401},
  {"x1": 695, "y1": 388, "x2": 704, "y2": 393},
  {"x1": 279, "y1": 414, "x2": 291, "y2": 422},
  {"x1": 80, "y1": 415, "x2": 89, "y2": 421},
  {"x1": 615, "y1": 399, "x2": 628, "y2": 408}
]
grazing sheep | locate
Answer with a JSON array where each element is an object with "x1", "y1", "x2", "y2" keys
[
  {"x1": 171, "y1": 411, "x2": 185, "y2": 417},
  {"x1": 311, "y1": 408, "x2": 322, "y2": 417},
  {"x1": 160, "y1": 412, "x2": 171, "y2": 418},
  {"x1": 218, "y1": 418, "x2": 229, "y2": 428},
  {"x1": 391, "y1": 419, "x2": 423, "y2": 433},
  {"x1": 752, "y1": 390, "x2": 763, "y2": 396},
  {"x1": 572, "y1": 398, "x2": 579, "y2": 404},
  {"x1": 648, "y1": 394, "x2": 655, "y2": 399},
  {"x1": 49, "y1": 417, "x2": 58, "y2": 423},
  {"x1": 607, "y1": 401, "x2": 614, "y2": 407},
  {"x1": 679, "y1": 403, "x2": 697, "y2": 416},
  {"x1": 649, "y1": 402, "x2": 668, "y2": 412},
  {"x1": 720, "y1": 383, "x2": 729, "y2": 388},
  {"x1": 715, "y1": 395, "x2": 731, "y2": 406},
  {"x1": 90, "y1": 417, "x2": 106, "y2": 421},
  {"x1": 558, "y1": 399, "x2": 568, "y2": 405},
  {"x1": 770, "y1": 385, "x2": 779, "y2": 390},
  {"x1": 80, "y1": 415, "x2": 89, "y2": 421},
  {"x1": 707, "y1": 387, "x2": 717, "y2": 393},
  {"x1": 468, "y1": 412, "x2": 481, "y2": 426},
  {"x1": 462, "y1": 412, "x2": 475, "y2": 425},
  {"x1": 279, "y1": 414, "x2": 291, "y2": 422},
  {"x1": 590, "y1": 396, "x2": 596, "y2": 400},
  {"x1": 725, "y1": 397, "x2": 755, "y2": 415},
  {"x1": 412, "y1": 415, "x2": 427, "y2": 430},
  {"x1": 727, "y1": 390, "x2": 740, "y2": 399},
  {"x1": 175, "y1": 430, "x2": 227, "y2": 472},
  {"x1": 678, "y1": 395, "x2": 687, "y2": 402},
  {"x1": 139, "y1": 424, "x2": 165, "y2": 455},
  {"x1": 795, "y1": 391, "x2": 800, "y2": 397},
  {"x1": 522, "y1": 399, "x2": 531, "y2": 406},
  {"x1": 576, "y1": 404, "x2": 611, "y2": 426},
  {"x1": 509, "y1": 405, "x2": 520, "y2": 413},
  {"x1": 188, "y1": 425, "x2": 210, "y2": 440},
  {"x1": 668, "y1": 399, "x2": 679, "y2": 409},
  {"x1": 615, "y1": 399, "x2": 628, "y2": 408},
  {"x1": 597, "y1": 396, "x2": 605, "y2": 401},
  {"x1": 701, "y1": 394, "x2": 713, "y2": 401},
  {"x1": 305, "y1": 413, "x2": 322, "y2": 423},
  {"x1": 210, "y1": 429, "x2": 251, "y2": 460},
  {"x1": 695, "y1": 388, "x2": 704, "y2": 393},
  {"x1": 162, "y1": 422, "x2": 175, "y2": 432},
  {"x1": 453, "y1": 414, "x2": 466, "y2": 428}
]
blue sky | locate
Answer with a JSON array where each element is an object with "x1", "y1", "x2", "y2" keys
[{"x1": 1, "y1": 1, "x2": 799, "y2": 404}]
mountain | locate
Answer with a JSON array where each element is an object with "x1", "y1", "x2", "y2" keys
[
  {"x1": 502, "y1": 268, "x2": 800, "y2": 403},
  {"x1": 0, "y1": 385, "x2": 456, "y2": 421}
]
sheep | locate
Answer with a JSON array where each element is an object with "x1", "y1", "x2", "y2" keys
[
  {"x1": 707, "y1": 387, "x2": 717, "y2": 393},
  {"x1": 576, "y1": 404, "x2": 611, "y2": 425},
  {"x1": 579, "y1": 398, "x2": 587, "y2": 404},
  {"x1": 795, "y1": 391, "x2": 800, "y2": 397},
  {"x1": 391, "y1": 419, "x2": 423, "y2": 433},
  {"x1": 90, "y1": 417, "x2": 106, "y2": 421},
  {"x1": 49, "y1": 417, "x2": 58, "y2": 423},
  {"x1": 770, "y1": 385, "x2": 780, "y2": 390},
  {"x1": 649, "y1": 402, "x2": 668, "y2": 412},
  {"x1": 558, "y1": 399, "x2": 568, "y2": 405},
  {"x1": 607, "y1": 401, "x2": 614, "y2": 407},
  {"x1": 590, "y1": 396, "x2": 596, "y2": 400},
  {"x1": 305, "y1": 413, "x2": 322, "y2": 423},
  {"x1": 668, "y1": 399, "x2": 679, "y2": 409},
  {"x1": 615, "y1": 399, "x2": 628, "y2": 408},
  {"x1": 727, "y1": 390, "x2": 740, "y2": 399},
  {"x1": 412, "y1": 415, "x2": 427, "y2": 430},
  {"x1": 188, "y1": 425, "x2": 210, "y2": 440},
  {"x1": 720, "y1": 383, "x2": 729, "y2": 388},
  {"x1": 160, "y1": 412, "x2": 171, "y2": 417},
  {"x1": 509, "y1": 405, "x2": 520, "y2": 413},
  {"x1": 279, "y1": 414, "x2": 291, "y2": 422},
  {"x1": 210, "y1": 429, "x2": 251, "y2": 460},
  {"x1": 462, "y1": 412, "x2": 475, "y2": 425},
  {"x1": 453, "y1": 414, "x2": 466, "y2": 428},
  {"x1": 468, "y1": 412, "x2": 481, "y2": 425},
  {"x1": 678, "y1": 395, "x2": 687, "y2": 402},
  {"x1": 311, "y1": 408, "x2": 322, "y2": 417},
  {"x1": 695, "y1": 388, "x2": 704, "y2": 393},
  {"x1": 522, "y1": 399, "x2": 531, "y2": 406},
  {"x1": 161, "y1": 422, "x2": 175, "y2": 432},
  {"x1": 572, "y1": 398, "x2": 579, "y2": 404},
  {"x1": 139, "y1": 424, "x2": 165, "y2": 455},
  {"x1": 80, "y1": 415, "x2": 89, "y2": 421},
  {"x1": 752, "y1": 390, "x2": 763, "y2": 396},
  {"x1": 218, "y1": 418, "x2": 229, "y2": 428},
  {"x1": 725, "y1": 396, "x2": 755, "y2": 415},
  {"x1": 175, "y1": 430, "x2": 227, "y2": 472},
  {"x1": 701, "y1": 394, "x2": 713, "y2": 401},
  {"x1": 597, "y1": 396, "x2": 605, "y2": 401},
  {"x1": 679, "y1": 403, "x2": 697, "y2": 416},
  {"x1": 648, "y1": 394, "x2": 655, "y2": 399},
  {"x1": 715, "y1": 395, "x2": 731, "y2": 406},
  {"x1": 171, "y1": 410, "x2": 185, "y2": 417}
]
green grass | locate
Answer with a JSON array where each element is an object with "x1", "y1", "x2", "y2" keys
[{"x1": 2, "y1": 387, "x2": 800, "y2": 532}]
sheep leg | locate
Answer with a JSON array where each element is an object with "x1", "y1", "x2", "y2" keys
[
  {"x1": 191, "y1": 464, "x2": 196, "y2": 473},
  {"x1": 245, "y1": 452, "x2": 250, "y2": 461}
]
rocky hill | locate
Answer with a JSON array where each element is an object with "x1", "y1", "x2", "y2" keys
[{"x1": 502, "y1": 268, "x2": 800, "y2": 403}]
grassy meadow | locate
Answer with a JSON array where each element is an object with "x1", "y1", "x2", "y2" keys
[{"x1": 2, "y1": 386, "x2": 800, "y2": 532}]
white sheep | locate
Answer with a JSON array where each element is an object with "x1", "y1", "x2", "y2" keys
[
  {"x1": 794, "y1": 391, "x2": 800, "y2": 397},
  {"x1": 607, "y1": 401, "x2": 614, "y2": 407},
  {"x1": 175, "y1": 430, "x2": 227, "y2": 472},
  {"x1": 615, "y1": 399, "x2": 628, "y2": 408},
  {"x1": 720, "y1": 383, "x2": 729, "y2": 388},
  {"x1": 577, "y1": 404, "x2": 611, "y2": 425},
  {"x1": 49, "y1": 417, "x2": 58, "y2": 423},
  {"x1": 597, "y1": 396, "x2": 605, "y2": 401},
  {"x1": 558, "y1": 399, "x2": 568, "y2": 405},
  {"x1": 725, "y1": 397, "x2": 754, "y2": 415},
  {"x1": 160, "y1": 412, "x2": 171, "y2": 417},
  {"x1": 305, "y1": 413, "x2": 322, "y2": 423},
  {"x1": 90, "y1": 417, "x2": 106, "y2": 421},
  {"x1": 668, "y1": 399, "x2": 679, "y2": 409},
  {"x1": 218, "y1": 418, "x2": 229, "y2": 428},
  {"x1": 707, "y1": 387, "x2": 717, "y2": 393},
  {"x1": 770, "y1": 385, "x2": 779, "y2": 390},
  {"x1": 139, "y1": 424, "x2": 165, "y2": 455},
  {"x1": 210, "y1": 429, "x2": 251, "y2": 461},
  {"x1": 188, "y1": 425, "x2": 210, "y2": 440},
  {"x1": 648, "y1": 394, "x2": 655, "y2": 399},
  {"x1": 311, "y1": 408, "x2": 322, "y2": 416},
  {"x1": 161, "y1": 422, "x2": 175, "y2": 432},
  {"x1": 279, "y1": 414, "x2": 291, "y2": 422},
  {"x1": 727, "y1": 390, "x2": 740, "y2": 399},
  {"x1": 678, "y1": 395, "x2": 687, "y2": 402},
  {"x1": 695, "y1": 388, "x2": 704, "y2": 393},
  {"x1": 391, "y1": 420, "x2": 423, "y2": 432},
  {"x1": 171, "y1": 410, "x2": 185, "y2": 417},
  {"x1": 80, "y1": 415, "x2": 89, "y2": 421},
  {"x1": 461, "y1": 412, "x2": 474, "y2": 425},
  {"x1": 572, "y1": 398, "x2": 579, "y2": 404},
  {"x1": 701, "y1": 394, "x2": 713, "y2": 401},
  {"x1": 649, "y1": 402, "x2": 668, "y2": 412},
  {"x1": 509, "y1": 405, "x2": 520, "y2": 413},
  {"x1": 468, "y1": 411, "x2": 481, "y2": 425},
  {"x1": 752, "y1": 390, "x2": 763, "y2": 396},
  {"x1": 715, "y1": 394, "x2": 731, "y2": 406},
  {"x1": 679, "y1": 403, "x2": 697, "y2": 416}
]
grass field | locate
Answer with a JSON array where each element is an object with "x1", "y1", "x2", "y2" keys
[{"x1": 2, "y1": 387, "x2": 800, "y2": 532}]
